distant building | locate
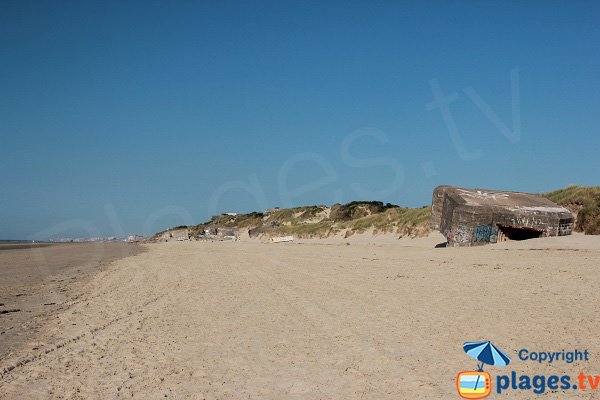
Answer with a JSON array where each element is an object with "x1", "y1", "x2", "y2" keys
[{"x1": 432, "y1": 186, "x2": 574, "y2": 247}]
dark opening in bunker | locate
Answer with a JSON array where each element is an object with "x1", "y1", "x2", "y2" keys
[{"x1": 497, "y1": 225, "x2": 543, "y2": 241}]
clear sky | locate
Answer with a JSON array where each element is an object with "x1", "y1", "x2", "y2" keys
[{"x1": 1, "y1": 1, "x2": 599, "y2": 239}]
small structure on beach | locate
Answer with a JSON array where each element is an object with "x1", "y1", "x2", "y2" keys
[
  {"x1": 432, "y1": 186, "x2": 574, "y2": 247},
  {"x1": 271, "y1": 235, "x2": 294, "y2": 243}
]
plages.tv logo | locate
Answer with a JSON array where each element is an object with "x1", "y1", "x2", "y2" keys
[{"x1": 457, "y1": 341, "x2": 511, "y2": 399}]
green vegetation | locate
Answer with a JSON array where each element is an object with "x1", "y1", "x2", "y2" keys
[
  {"x1": 330, "y1": 201, "x2": 398, "y2": 222},
  {"x1": 341, "y1": 206, "x2": 430, "y2": 236},
  {"x1": 165, "y1": 201, "x2": 432, "y2": 240},
  {"x1": 543, "y1": 185, "x2": 600, "y2": 234},
  {"x1": 268, "y1": 206, "x2": 325, "y2": 223},
  {"x1": 275, "y1": 221, "x2": 337, "y2": 237}
]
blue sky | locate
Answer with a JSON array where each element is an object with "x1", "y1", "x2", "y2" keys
[{"x1": 1, "y1": 1, "x2": 599, "y2": 239}]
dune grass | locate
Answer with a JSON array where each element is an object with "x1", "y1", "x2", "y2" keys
[
  {"x1": 341, "y1": 206, "x2": 431, "y2": 234},
  {"x1": 543, "y1": 185, "x2": 600, "y2": 234},
  {"x1": 274, "y1": 221, "x2": 337, "y2": 237}
]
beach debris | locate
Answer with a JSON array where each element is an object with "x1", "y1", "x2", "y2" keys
[
  {"x1": 0, "y1": 308, "x2": 21, "y2": 314},
  {"x1": 270, "y1": 236, "x2": 294, "y2": 243}
]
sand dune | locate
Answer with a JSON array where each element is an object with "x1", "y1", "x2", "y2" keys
[{"x1": 1, "y1": 235, "x2": 599, "y2": 399}]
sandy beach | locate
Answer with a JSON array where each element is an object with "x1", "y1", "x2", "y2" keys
[
  {"x1": 0, "y1": 235, "x2": 599, "y2": 399},
  {"x1": 0, "y1": 243, "x2": 144, "y2": 363}
]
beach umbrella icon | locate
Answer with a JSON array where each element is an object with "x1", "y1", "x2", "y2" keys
[
  {"x1": 462, "y1": 341, "x2": 511, "y2": 395},
  {"x1": 464, "y1": 341, "x2": 511, "y2": 371}
]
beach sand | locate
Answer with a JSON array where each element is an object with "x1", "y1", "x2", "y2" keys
[
  {"x1": 0, "y1": 243, "x2": 145, "y2": 362},
  {"x1": 0, "y1": 234, "x2": 599, "y2": 399}
]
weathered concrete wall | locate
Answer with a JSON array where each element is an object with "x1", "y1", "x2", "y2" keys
[
  {"x1": 431, "y1": 185, "x2": 452, "y2": 230},
  {"x1": 433, "y1": 185, "x2": 574, "y2": 247},
  {"x1": 558, "y1": 220, "x2": 574, "y2": 236}
]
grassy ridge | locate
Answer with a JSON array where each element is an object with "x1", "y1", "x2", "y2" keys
[
  {"x1": 179, "y1": 201, "x2": 432, "y2": 240},
  {"x1": 340, "y1": 206, "x2": 431, "y2": 236},
  {"x1": 157, "y1": 185, "x2": 600, "y2": 239},
  {"x1": 543, "y1": 185, "x2": 600, "y2": 234}
]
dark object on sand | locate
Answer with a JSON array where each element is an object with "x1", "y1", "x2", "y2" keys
[{"x1": 0, "y1": 309, "x2": 21, "y2": 314}]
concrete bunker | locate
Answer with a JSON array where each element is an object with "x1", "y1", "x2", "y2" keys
[{"x1": 431, "y1": 186, "x2": 574, "y2": 247}]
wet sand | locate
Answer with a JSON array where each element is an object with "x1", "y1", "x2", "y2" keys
[
  {"x1": 0, "y1": 235, "x2": 599, "y2": 399},
  {"x1": 0, "y1": 242, "x2": 144, "y2": 361},
  {"x1": 0, "y1": 243, "x2": 54, "y2": 251}
]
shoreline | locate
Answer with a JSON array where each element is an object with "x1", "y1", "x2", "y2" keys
[
  {"x1": 0, "y1": 243, "x2": 55, "y2": 251},
  {"x1": 0, "y1": 242, "x2": 145, "y2": 361}
]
